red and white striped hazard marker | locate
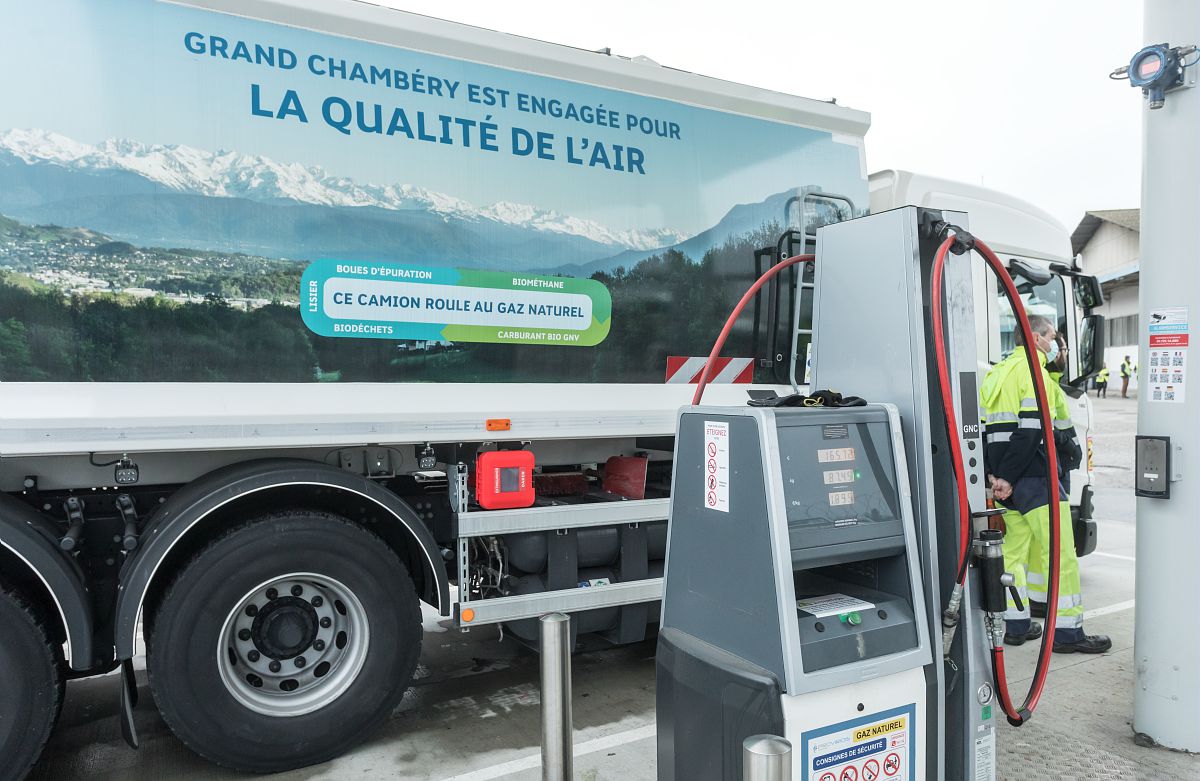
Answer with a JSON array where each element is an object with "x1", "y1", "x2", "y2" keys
[{"x1": 665, "y1": 356, "x2": 753, "y2": 384}]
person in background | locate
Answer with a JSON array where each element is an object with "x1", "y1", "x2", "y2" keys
[
  {"x1": 1095, "y1": 363, "x2": 1109, "y2": 398},
  {"x1": 1120, "y1": 355, "x2": 1133, "y2": 398},
  {"x1": 980, "y1": 315, "x2": 1111, "y2": 653}
]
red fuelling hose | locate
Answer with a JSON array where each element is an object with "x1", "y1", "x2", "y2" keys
[
  {"x1": 692, "y1": 254, "x2": 814, "y2": 406},
  {"x1": 695, "y1": 237, "x2": 1059, "y2": 726},
  {"x1": 929, "y1": 234, "x2": 1061, "y2": 726}
]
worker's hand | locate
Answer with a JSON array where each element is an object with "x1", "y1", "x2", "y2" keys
[{"x1": 989, "y1": 475, "x2": 1013, "y2": 501}]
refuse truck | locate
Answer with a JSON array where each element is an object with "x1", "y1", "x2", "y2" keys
[{"x1": 0, "y1": 0, "x2": 1105, "y2": 775}]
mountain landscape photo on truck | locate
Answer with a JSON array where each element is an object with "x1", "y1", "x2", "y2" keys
[{"x1": 0, "y1": 0, "x2": 865, "y2": 383}]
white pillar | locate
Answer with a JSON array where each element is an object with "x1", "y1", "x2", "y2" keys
[{"x1": 1133, "y1": 0, "x2": 1200, "y2": 752}]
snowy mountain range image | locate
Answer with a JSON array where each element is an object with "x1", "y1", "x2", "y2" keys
[{"x1": 0, "y1": 128, "x2": 836, "y2": 273}]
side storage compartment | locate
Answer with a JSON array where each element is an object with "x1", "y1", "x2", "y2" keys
[
  {"x1": 500, "y1": 521, "x2": 668, "y2": 644},
  {"x1": 455, "y1": 496, "x2": 670, "y2": 636}
]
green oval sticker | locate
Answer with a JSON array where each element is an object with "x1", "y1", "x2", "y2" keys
[{"x1": 301, "y1": 260, "x2": 611, "y2": 346}]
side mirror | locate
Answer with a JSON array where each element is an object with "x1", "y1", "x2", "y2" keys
[
  {"x1": 1074, "y1": 274, "x2": 1105, "y2": 312},
  {"x1": 1072, "y1": 313, "x2": 1106, "y2": 386},
  {"x1": 1008, "y1": 259, "x2": 1054, "y2": 286}
]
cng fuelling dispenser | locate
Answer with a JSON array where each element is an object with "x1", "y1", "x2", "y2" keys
[
  {"x1": 658, "y1": 403, "x2": 931, "y2": 780},
  {"x1": 657, "y1": 207, "x2": 1064, "y2": 780}
]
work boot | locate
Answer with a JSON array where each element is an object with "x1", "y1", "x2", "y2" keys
[
  {"x1": 1004, "y1": 622, "x2": 1043, "y2": 646},
  {"x1": 1030, "y1": 601, "x2": 1047, "y2": 619},
  {"x1": 1053, "y1": 634, "x2": 1112, "y2": 654}
]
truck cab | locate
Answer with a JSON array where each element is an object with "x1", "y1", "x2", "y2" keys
[{"x1": 868, "y1": 170, "x2": 1104, "y2": 554}]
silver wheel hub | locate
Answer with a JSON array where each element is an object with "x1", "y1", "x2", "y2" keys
[{"x1": 218, "y1": 572, "x2": 369, "y2": 716}]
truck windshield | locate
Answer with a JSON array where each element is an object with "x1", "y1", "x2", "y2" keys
[{"x1": 997, "y1": 272, "x2": 1067, "y2": 358}]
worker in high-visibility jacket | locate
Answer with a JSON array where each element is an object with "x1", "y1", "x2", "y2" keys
[
  {"x1": 980, "y1": 315, "x2": 1112, "y2": 653},
  {"x1": 1120, "y1": 356, "x2": 1133, "y2": 398},
  {"x1": 1026, "y1": 367, "x2": 1082, "y2": 621},
  {"x1": 1095, "y1": 364, "x2": 1109, "y2": 398},
  {"x1": 1026, "y1": 329, "x2": 1074, "y2": 620}
]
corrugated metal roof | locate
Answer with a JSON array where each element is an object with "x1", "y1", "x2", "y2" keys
[
  {"x1": 1097, "y1": 262, "x2": 1139, "y2": 285},
  {"x1": 1071, "y1": 209, "x2": 1140, "y2": 255}
]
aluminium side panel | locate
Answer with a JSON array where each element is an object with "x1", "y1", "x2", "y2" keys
[
  {"x1": 0, "y1": 1, "x2": 874, "y2": 683},
  {"x1": 0, "y1": 0, "x2": 868, "y2": 459}
]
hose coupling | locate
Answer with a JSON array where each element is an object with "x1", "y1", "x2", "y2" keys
[
  {"x1": 922, "y1": 216, "x2": 977, "y2": 254},
  {"x1": 941, "y1": 582, "x2": 965, "y2": 656}
]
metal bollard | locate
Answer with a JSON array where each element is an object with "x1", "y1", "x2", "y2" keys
[
  {"x1": 743, "y1": 734, "x2": 791, "y2": 781},
  {"x1": 540, "y1": 612, "x2": 573, "y2": 781}
]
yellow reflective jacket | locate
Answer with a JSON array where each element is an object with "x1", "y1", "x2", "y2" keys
[{"x1": 979, "y1": 347, "x2": 1077, "y2": 484}]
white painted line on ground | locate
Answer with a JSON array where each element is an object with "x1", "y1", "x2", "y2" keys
[
  {"x1": 434, "y1": 749, "x2": 537, "y2": 780},
  {"x1": 439, "y1": 723, "x2": 656, "y2": 781},
  {"x1": 1092, "y1": 551, "x2": 1136, "y2": 562},
  {"x1": 1084, "y1": 599, "x2": 1136, "y2": 619},
  {"x1": 569, "y1": 724, "x2": 657, "y2": 755}
]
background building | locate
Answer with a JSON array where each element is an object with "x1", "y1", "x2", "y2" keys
[{"x1": 1073, "y1": 208, "x2": 1140, "y2": 391}]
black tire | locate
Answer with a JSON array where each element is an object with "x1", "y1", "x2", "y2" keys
[
  {"x1": 147, "y1": 511, "x2": 422, "y2": 772},
  {"x1": 0, "y1": 587, "x2": 63, "y2": 781}
]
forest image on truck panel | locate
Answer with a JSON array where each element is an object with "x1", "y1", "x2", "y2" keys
[{"x1": 0, "y1": 0, "x2": 864, "y2": 383}]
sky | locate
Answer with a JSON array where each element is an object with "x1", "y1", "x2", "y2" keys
[{"x1": 368, "y1": 0, "x2": 1146, "y2": 232}]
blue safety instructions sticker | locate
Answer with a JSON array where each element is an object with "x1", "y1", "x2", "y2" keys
[{"x1": 803, "y1": 704, "x2": 915, "y2": 781}]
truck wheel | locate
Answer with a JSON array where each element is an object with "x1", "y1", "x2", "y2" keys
[
  {"x1": 0, "y1": 587, "x2": 63, "y2": 781},
  {"x1": 147, "y1": 512, "x2": 422, "y2": 772}
]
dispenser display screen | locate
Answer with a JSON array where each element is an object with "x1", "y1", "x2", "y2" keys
[
  {"x1": 828, "y1": 490, "x2": 855, "y2": 506},
  {"x1": 777, "y1": 420, "x2": 901, "y2": 531},
  {"x1": 817, "y1": 447, "x2": 856, "y2": 463},
  {"x1": 823, "y1": 469, "x2": 855, "y2": 485}
]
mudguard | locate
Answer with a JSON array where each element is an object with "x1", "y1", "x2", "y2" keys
[
  {"x1": 0, "y1": 493, "x2": 95, "y2": 670},
  {"x1": 113, "y1": 458, "x2": 449, "y2": 659}
]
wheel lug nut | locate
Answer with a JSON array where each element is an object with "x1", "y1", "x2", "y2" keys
[
  {"x1": 269, "y1": 660, "x2": 281, "y2": 673},
  {"x1": 311, "y1": 596, "x2": 323, "y2": 607},
  {"x1": 320, "y1": 617, "x2": 332, "y2": 628},
  {"x1": 245, "y1": 604, "x2": 258, "y2": 617},
  {"x1": 248, "y1": 650, "x2": 260, "y2": 662},
  {"x1": 291, "y1": 585, "x2": 304, "y2": 597},
  {"x1": 313, "y1": 640, "x2": 325, "y2": 651},
  {"x1": 265, "y1": 588, "x2": 278, "y2": 600},
  {"x1": 295, "y1": 656, "x2": 307, "y2": 668},
  {"x1": 238, "y1": 629, "x2": 252, "y2": 641}
]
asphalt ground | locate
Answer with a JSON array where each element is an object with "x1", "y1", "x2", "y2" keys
[{"x1": 27, "y1": 393, "x2": 1200, "y2": 780}]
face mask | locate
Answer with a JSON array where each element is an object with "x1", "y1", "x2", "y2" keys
[{"x1": 1042, "y1": 336, "x2": 1059, "y2": 364}]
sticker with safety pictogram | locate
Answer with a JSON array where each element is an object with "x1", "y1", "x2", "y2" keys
[
  {"x1": 804, "y1": 706, "x2": 914, "y2": 781},
  {"x1": 702, "y1": 421, "x2": 729, "y2": 512}
]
